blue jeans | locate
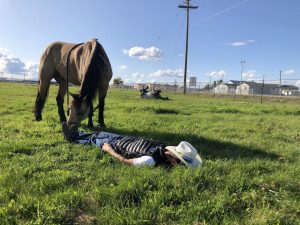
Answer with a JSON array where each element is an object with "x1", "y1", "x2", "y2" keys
[{"x1": 74, "y1": 131, "x2": 123, "y2": 148}]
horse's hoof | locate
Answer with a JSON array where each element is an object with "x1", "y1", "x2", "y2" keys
[
  {"x1": 97, "y1": 124, "x2": 106, "y2": 130},
  {"x1": 87, "y1": 124, "x2": 94, "y2": 129},
  {"x1": 60, "y1": 117, "x2": 67, "y2": 123},
  {"x1": 35, "y1": 116, "x2": 42, "y2": 121}
]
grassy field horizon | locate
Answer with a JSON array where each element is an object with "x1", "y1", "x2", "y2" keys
[{"x1": 0, "y1": 82, "x2": 299, "y2": 224}]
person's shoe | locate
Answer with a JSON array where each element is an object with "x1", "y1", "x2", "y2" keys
[{"x1": 62, "y1": 122, "x2": 79, "y2": 142}]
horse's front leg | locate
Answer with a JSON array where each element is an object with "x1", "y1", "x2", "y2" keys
[
  {"x1": 98, "y1": 94, "x2": 106, "y2": 127},
  {"x1": 88, "y1": 102, "x2": 94, "y2": 128}
]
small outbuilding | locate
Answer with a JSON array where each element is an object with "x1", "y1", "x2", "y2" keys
[
  {"x1": 280, "y1": 85, "x2": 299, "y2": 96},
  {"x1": 236, "y1": 82, "x2": 280, "y2": 95},
  {"x1": 214, "y1": 82, "x2": 238, "y2": 94}
]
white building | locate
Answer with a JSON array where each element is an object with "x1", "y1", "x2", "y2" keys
[
  {"x1": 214, "y1": 82, "x2": 237, "y2": 94},
  {"x1": 280, "y1": 85, "x2": 299, "y2": 96},
  {"x1": 236, "y1": 82, "x2": 281, "y2": 95}
]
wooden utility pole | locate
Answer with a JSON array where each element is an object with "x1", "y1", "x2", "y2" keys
[
  {"x1": 279, "y1": 70, "x2": 282, "y2": 86},
  {"x1": 178, "y1": 0, "x2": 198, "y2": 94},
  {"x1": 240, "y1": 60, "x2": 245, "y2": 93},
  {"x1": 279, "y1": 70, "x2": 282, "y2": 95}
]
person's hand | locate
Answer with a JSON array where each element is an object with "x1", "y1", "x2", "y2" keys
[{"x1": 102, "y1": 143, "x2": 133, "y2": 165}]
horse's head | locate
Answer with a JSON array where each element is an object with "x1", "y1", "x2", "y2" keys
[{"x1": 67, "y1": 93, "x2": 90, "y2": 125}]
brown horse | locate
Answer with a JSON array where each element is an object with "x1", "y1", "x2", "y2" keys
[{"x1": 34, "y1": 39, "x2": 112, "y2": 127}]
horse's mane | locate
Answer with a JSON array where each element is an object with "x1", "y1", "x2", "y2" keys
[{"x1": 79, "y1": 40, "x2": 109, "y2": 103}]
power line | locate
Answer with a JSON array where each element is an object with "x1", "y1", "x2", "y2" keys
[
  {"x1": 168, "y1": 16, "x2": 185, "y2": 69},
  {"x1": 192, "y1": 0, "x2": 250, "y2": 25},
  {"x1": 195, "y1": 0, "x2": 300, "y2": 28},
  {"x1": 124, "y1": 9, "x2": 183, "y2": 80},
  {"x1": 158, "y1": 10, "x2": 180, "y2": 40},
  {"x1": 189, "y1": 25, "x2": 298, "y2": 48}
]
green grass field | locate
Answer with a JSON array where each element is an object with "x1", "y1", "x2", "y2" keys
[{"x1": 0, "y1": 82, "x2": 299, "y2": 225}]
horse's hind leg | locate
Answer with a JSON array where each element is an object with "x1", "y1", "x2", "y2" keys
[{"x1": 54, "y1": 74, "x2": 67, "y2": 123}]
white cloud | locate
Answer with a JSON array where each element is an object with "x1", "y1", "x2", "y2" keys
[
  {"x1": 0, "y1": 48, "x2": 25, "y2": 74},
  {"x1": 283, "y1": 69, "x2": 295, "y2": 75},
  {"x1": 123, "y1": 46, "x2": 162, "y2": 61},
  {"x1": 121, "y1": 69, "x2": 185, "y2": 84},
  {"x1": 119, "y1": 65, "x2": 127, "y2": 70},
  {"x1": 228, "y1": 40, "x2": 255, "y2": 47},
  {"x1": 0, "y1": 48, "x2": 9, "y2": 58},
  {"x1": 295, "y1": 80, "x2": 300, "y2": 87},
  {"x1": 132, "y1": 72, "x2": 145, "y2": 79},
  {"x1": 206, "y1": 70, "x2": 226, "y2": 78},
  {"x1": 0, "y1": 47, "x2": 39, "y2": 78},
  {"x1": 25, "y1": 61, "x2": 39, "y2": 76},
  {"x1": 242, "y1": 70, "x2": 256, "y2": 79},
  {"x1": 122, "y1": 72, "x2": 146, "y2": 84},
  {"x1": 149, "y1": 69, "x2": 183, "y2": 78}
]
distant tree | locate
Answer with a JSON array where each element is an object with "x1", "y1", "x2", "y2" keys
[
  {"x1": 203, "y1": 84, "x2": 211, "y2": 90},
  {"x1": 113, "y1": 77, "x2": 124, "y2": 86}
]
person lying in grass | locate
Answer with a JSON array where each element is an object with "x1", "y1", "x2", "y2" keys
[{"x1": 62, "y1": 123, "x2": 202, "y2": 168}]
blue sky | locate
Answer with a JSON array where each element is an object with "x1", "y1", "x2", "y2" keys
[{"x1": 0, "y1": 0, "x2": 299, "y2": 86}]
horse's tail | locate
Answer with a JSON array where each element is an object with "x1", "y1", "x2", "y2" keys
[{"x1": 34, "y1": 79, "x2": 50, "y2": 121}]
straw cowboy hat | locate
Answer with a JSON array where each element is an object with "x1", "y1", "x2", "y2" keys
[{"x1": 165, "y1": 141, "x2": 202, "y2": 168}]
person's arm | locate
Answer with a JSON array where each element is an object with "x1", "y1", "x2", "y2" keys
[
  {"x1": 102, "y1": 143, "x2": 155, "y2": 166},
  {"x1": 102, "y1": 143, "x2": 135, "y2": 165}
]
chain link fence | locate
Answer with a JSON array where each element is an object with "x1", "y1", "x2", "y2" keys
[
  {"x1": 0, "y1": 71, "x2": 38, "y2": 84},
  {"x1": 114, "y1": 79, "x2": 300, "y2": 97},
  {"x1": 1, "y1": 71, "x2": 299, "y2": 97}
]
